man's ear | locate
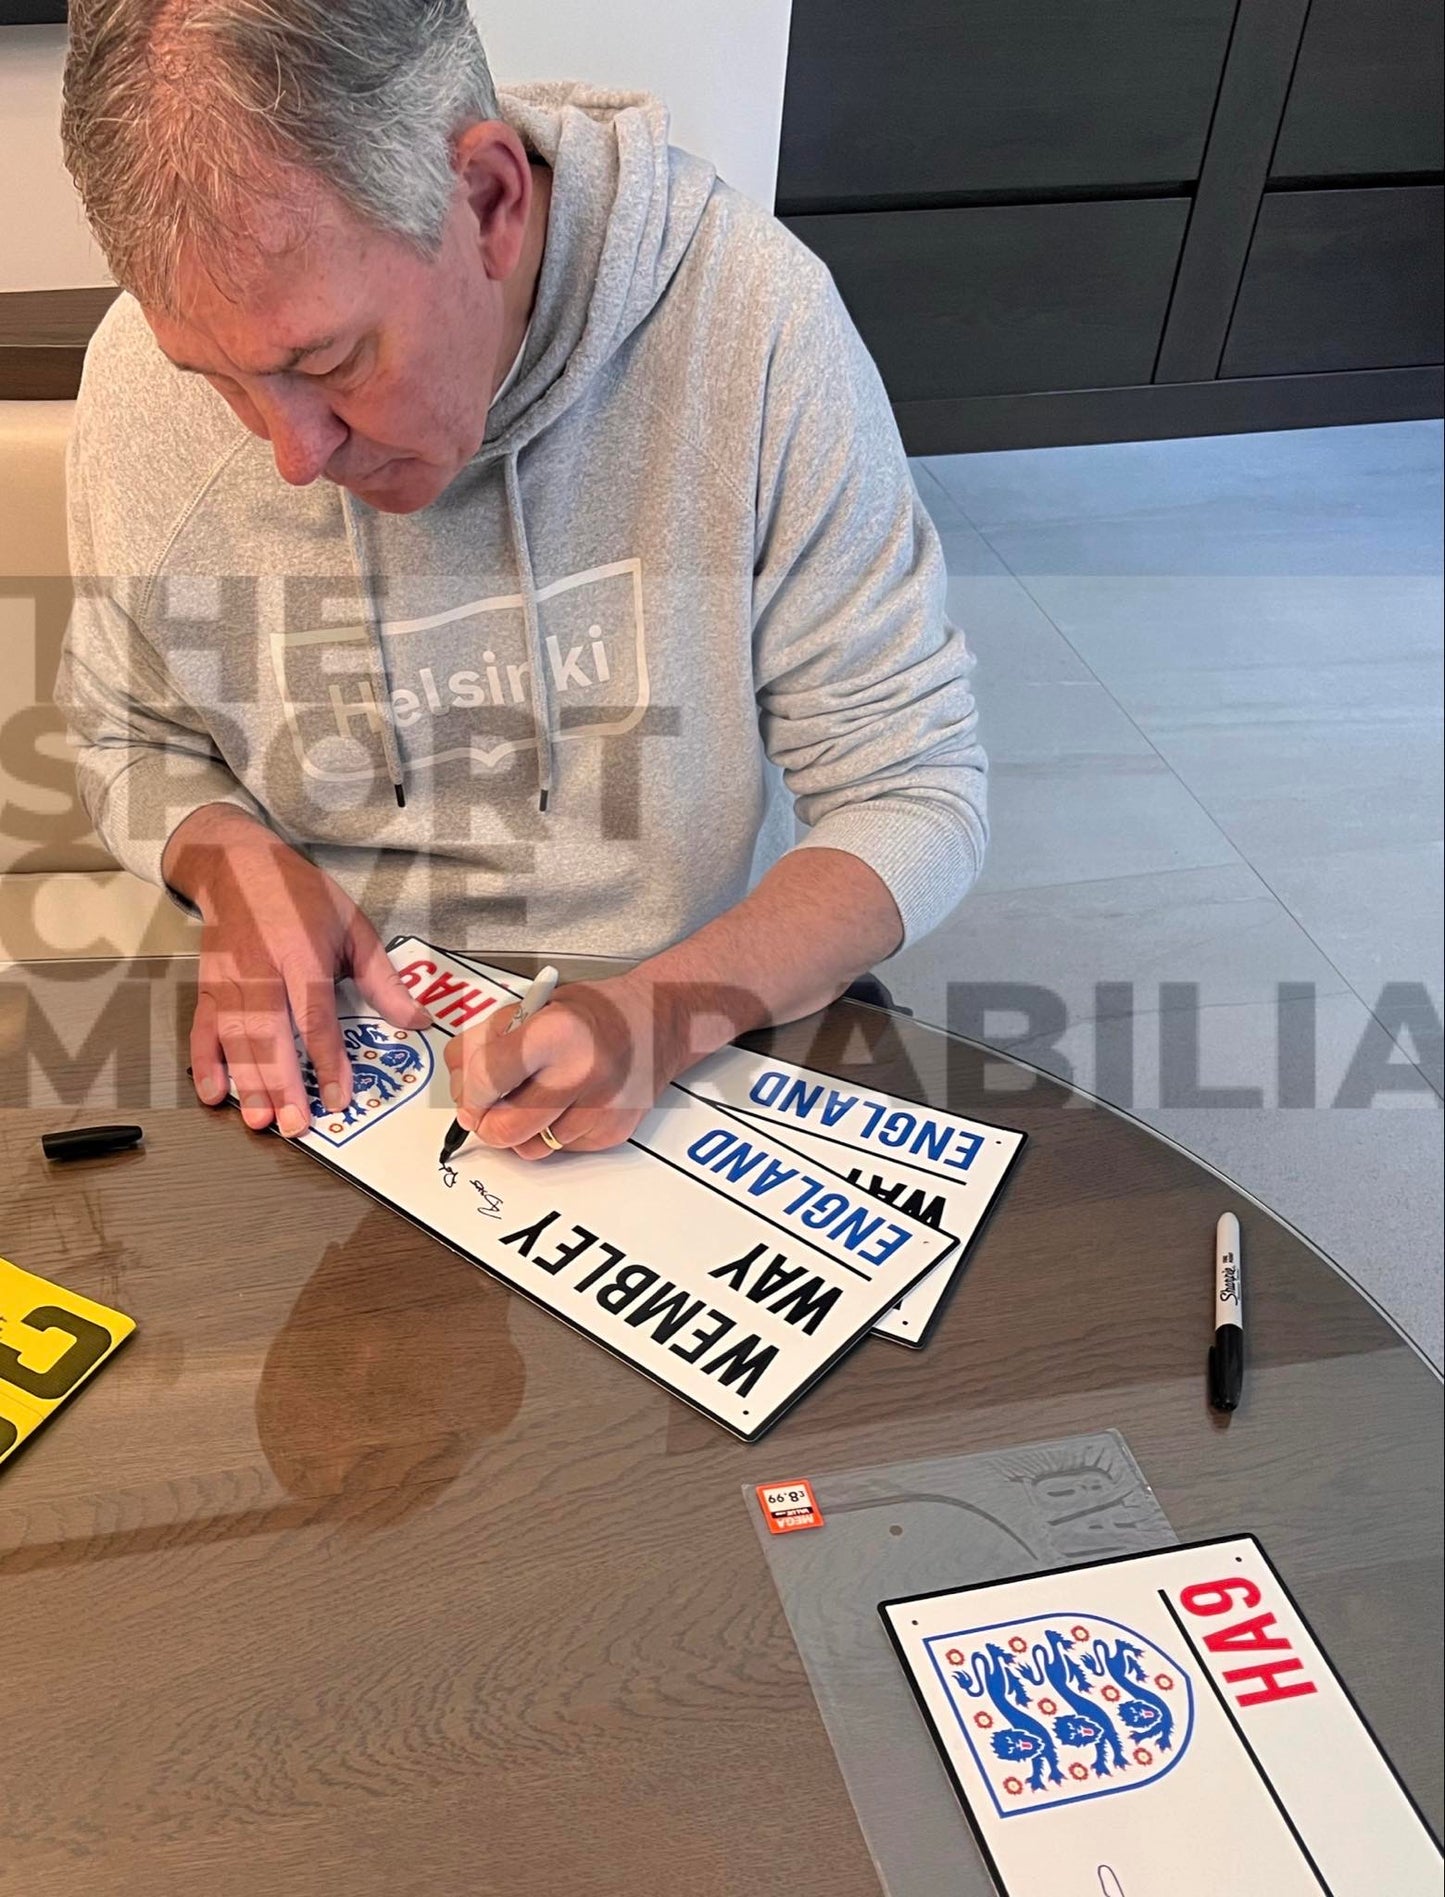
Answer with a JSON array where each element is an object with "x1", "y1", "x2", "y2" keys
[{"x1": 454, "y1": 121, "x2": 533, "y2": 281}]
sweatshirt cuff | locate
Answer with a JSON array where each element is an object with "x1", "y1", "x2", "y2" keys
[
  {"x1": 789, "y1": 798, "x2": 984, "y2": 953},
  {"x1": 96, "y1": 756, "x2": 268, "y2": 909}
]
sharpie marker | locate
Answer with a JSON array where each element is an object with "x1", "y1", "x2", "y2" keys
[
  {"x1": 438, "y1": 966, "x2": 560, "y2": 1167},
  {"x1": 1208, "y1": 1212, "x2": 1245, "y2": 1412}
]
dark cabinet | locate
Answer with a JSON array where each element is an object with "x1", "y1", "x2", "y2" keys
[
  {"x1": 786, "y1": 200, "x2": 1189, "y2": 401},
  {"x1": 1223, "y1": 187, "x2": 1445, "y2": 376},
  {"x1": 777, "y1": 0, "x2": 1238, "y2": 208},
  {"x1": 780, "y1": 0, "x2": 1443, "y2": 449},
  {"x1": 1271, "y1": 0, "x2": 1445, "y2": 180}
]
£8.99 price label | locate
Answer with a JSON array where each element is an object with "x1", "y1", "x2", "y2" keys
[{"x1": 757, "y1": 1479, "x2": 824, "y2": 1534}]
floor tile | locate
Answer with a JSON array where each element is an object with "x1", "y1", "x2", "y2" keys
[
  {"x1": 979, "y1": 677, "x2": 1157, "y2": 764},
  {"x1": 887, "y1": 862, "x2": 1352, "y2": 1036},
  {"x1": 984, "y1": 507, "x2": 1440, "y2": 579},
  {"x1": 1257, "y1": 840, "x2": 1444, "y2": 1093},
  {"x1": 923, "y1": 420, "x2": 1444, "y2": 533},
  {"x1": 975, "y1": 755, "x2": 1243, "y2": 894},
  {"x1": 906, "y1": 422, "x2": 1442, "y2": 1361},
  {"x1": 1106, "y1": 657, "x2": 1442, "y2": 727},
  {"x1": 936, "y1": 521, "x2": 1094, "y2": 684},
  {"x1": 1265, "y1": 842, "x2": 1444, "y2": 1011},
  {"x1": 978, "y1": 575, "x2": 1445, "y2": 678},
  {"x1": 1005, "y1": 988, "x2": 1438, "y2": 1115},
  {"x1": 949, "y1": 573, "x2": 1095, "y2": 685},
  {"x1": 912, "y1": 458, "x2": 972, "y2": 526},
  {"x1": 1104, "y1": 663, "x2": 1443, "y2": 862},
  {"x1": 935, "y1": 515, "x2": 1015, "y2": 577}
]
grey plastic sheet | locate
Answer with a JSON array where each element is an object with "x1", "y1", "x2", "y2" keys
[{"x1": 748, "y1": 1432, "x2": 1176, "y2": 1897}]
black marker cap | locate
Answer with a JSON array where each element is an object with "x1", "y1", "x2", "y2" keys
[
  {"x1": 42, "y1": 1125, "x2": 145, "y2": 1163},
  {"x1": 1208, "y1": 1326, "x2": 1245, "y2": 1413}
]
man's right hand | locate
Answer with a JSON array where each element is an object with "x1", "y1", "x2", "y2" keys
[{"x1": 163, "y1": 805, "x2": 431, "y2": 1137}]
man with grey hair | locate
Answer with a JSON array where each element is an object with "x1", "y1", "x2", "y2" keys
[{"x1": 59, "y1": 1, "x2": 987, "y2": 1160}]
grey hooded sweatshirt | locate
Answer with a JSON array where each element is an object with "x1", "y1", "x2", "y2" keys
[{"x1": 59, "y1": 83, "x2": 986, "y2": 959}]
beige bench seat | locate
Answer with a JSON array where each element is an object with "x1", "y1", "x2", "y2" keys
[{"x1": 0, "y1": 398, "x2": 199, "y2": 964}]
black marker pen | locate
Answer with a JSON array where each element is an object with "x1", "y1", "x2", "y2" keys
[
  {"x1": 439, "y1": 965, "x2": 560, "y2": 1167},
  {"x1": 1208, "y1": 1211, "x2": 1244, "y2": 1412}
]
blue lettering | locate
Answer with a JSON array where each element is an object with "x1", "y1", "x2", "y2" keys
[
  {"x1": 827, "y1": 1206, "x2": 888, "y2": 1252},
  {"x1": 859, "y1": 1223, "x2": 913, "y2": 1267},
  {"x1": 942, "y1": 1131, "x2": 985, "y2": 1172},
  {"x1": 909, "y1": 1119, "x2": 953, "y2": 1163},
  {"x1": 711, "y1": 1142, "x2": 768, "y2": 1185},
  {"x1": 748, "y1": 1158, "x2": 800, "y2": 1198},
  {"x1": 748, "y1": 1070, "x2": 789, "y2": 1110},
  {"x1": 878, "y1": 1110, "x2": 916, "y2": 1150},
  {"x1": 800, "y1": 1191, "x2": 850, "y2": 1229},
  {"x1": 784, "y1": 1177, "x2": 825, "y2": 1215},
  {"x1": 688, "y1": 1128, "x2": 737, "y2": 1166},
  {"x1": 820, "y1": 1090, "x2": 858, "y2": 1128},
  {"x1": 781, "y1": 1079, "x2": 824, "y2": 1120}
]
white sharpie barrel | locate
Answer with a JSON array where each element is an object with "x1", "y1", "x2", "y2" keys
[{"x1": 1215, "y1": 1212, "x2": 1243, "y2": 1326}]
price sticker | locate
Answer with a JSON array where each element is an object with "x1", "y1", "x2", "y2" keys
[{"x1": 757, "y1": 1478, "x2": 824, "y2": 1534}]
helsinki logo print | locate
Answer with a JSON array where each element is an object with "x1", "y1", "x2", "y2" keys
[{"x1": 930, "y1": 1614, "x2": 1196, "y2": 1817}]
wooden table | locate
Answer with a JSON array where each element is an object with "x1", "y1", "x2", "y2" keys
[{"x1": 1, "y1": 953, "x2": 1440, "y2": 1894}]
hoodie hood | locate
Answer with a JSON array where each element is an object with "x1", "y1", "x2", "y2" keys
[
  {"x1": 482, "y1": 83, "x2": 717, "y2": 458},
  {"x1": 343, "y1": 83, "x2": 718, "y2": 812}
]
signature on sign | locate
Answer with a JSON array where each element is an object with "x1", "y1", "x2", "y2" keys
[
  {"x1": 472, "y1": 1180, "x2": 505, "y2": 1219},
  {"x1": 439, "y1": 1163, "x2": 504, "y2": 1219}
]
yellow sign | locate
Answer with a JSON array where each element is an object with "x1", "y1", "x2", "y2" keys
[{"x1": 0, "y1": 1256, "x2": 135, "y2": 1471}]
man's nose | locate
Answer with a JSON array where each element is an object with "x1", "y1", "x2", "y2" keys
[{"x1": 256, "y1": 384, "x2": 349, "y2": 487}]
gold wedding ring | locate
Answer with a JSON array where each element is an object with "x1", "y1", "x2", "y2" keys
[{"x1": 539, "y1": 1124, "x2": 566, "y2": 1153}]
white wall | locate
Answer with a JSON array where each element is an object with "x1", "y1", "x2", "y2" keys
[
  {"x1": 0, "y1": 26, "x2": 108, "y2": 292},
  {"x1": 0, "y1": 5, "x2": 793, "y2": 294},
  {"x1": 478, "y1": 2, "x2": 793, "y2": 208}
]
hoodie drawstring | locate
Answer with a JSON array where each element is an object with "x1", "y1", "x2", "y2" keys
[
  {"x1": 503, "y1": 448, "x2": 555, "y2": 813},
  {"x1": 340, "y1": 463, "x2": 554, "y2": 818},
  {"x1": 340, "y1": 491, "x2": 408, "y2": 809}
]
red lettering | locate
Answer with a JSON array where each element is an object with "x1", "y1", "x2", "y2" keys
[
  {"x1": 1224, "y1": 1657, "x2": 1318, "y2": 1708},
  {"x1": 1204, "y1": 1612, "x2": 1293, "y2": 1656},
  {"x1": 1179, "y1": 1578, "x2": 1262, "y2": 1617},
  {"x1": 418, "y1": 972, "x2": 468, "y2": 1009},
  {"x1": 433, "y1": 992, "x2": 496, "y2": 1029},
  {"x1": 395, "y1": 958, "x2": 437, "y2": 993}
]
